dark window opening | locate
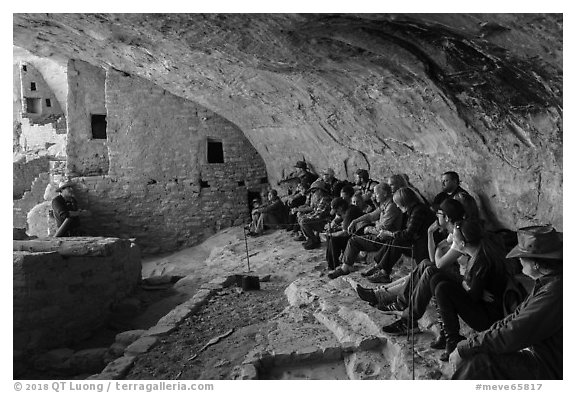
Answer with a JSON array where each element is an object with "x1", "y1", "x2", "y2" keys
[
  {"x1": 45, "y1": 98, "x2": 51, "y2": 107},
  {"x1": 91, "y1": 114, "x2": 107, "y2": 139},
  {"x1": 22, "y1": 65, "x2": 27, "y2": 72},
  {"x1": 25, "y1": 97, "x2": 41, "y2": 114},
  {"x1": 30, "y1": 82, "x2": 37, "y2": 91},
  {"x1": 237, "y1": 180, "x2": 245, "y2": 187},
  {"x1": 200, "y1": 180, "x2": 210, "y2": 188},
  {"x1": 207, "y1": 139, "x2": 224, "y2": 163},
  {"x1": 260, "y1": 177, "x2": 269, "y2": 184}
]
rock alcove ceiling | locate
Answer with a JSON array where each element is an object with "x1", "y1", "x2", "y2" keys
[{"x1": 13, "y1": 13, "x2": 563, "y2": 230}]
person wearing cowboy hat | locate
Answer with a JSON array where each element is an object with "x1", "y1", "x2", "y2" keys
[
  {"x1": 450, "y1": 225, "x2": 563, "y2": 379},
  {"x1": 52, "y1": 180, "x2": 90, "y2": 236}
]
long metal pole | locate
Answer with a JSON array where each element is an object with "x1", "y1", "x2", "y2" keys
[{"x1": 243, "y1": 226, "x2": 251, "y2": 272}]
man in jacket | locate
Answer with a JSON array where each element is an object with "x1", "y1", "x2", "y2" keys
[{"x1": 51, "y1": 180, "x2": 90, "y2": 236}]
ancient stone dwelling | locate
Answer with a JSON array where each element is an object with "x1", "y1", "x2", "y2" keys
[{"x1": 13, "y1": 13, "x2": 562, "y2": 380}]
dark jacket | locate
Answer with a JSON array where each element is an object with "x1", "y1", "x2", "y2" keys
[
  {"x1": 51, "y1": 195, "x2": 80, "y2": 235},
  {"x1": 433, "y1": 186, "x2": 469, "y2": 208},
  {"x1": 458, "y1": 273, "x2": 562, "y2": 379},
  {"x1": 299, "y1": 171, "x2": 318, "y2": 187},
  {"x1": 260, "y1": 196, "x2": 288, "y2": 223},
  {"x1": 390, "y1": 202, "x2": 436, "y2": 261}
]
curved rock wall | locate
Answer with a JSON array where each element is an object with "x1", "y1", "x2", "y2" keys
[{"x1": 13, "y1": 13, "x2": 563, "y2": 230}]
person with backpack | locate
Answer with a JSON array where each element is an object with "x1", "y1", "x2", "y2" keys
[{"x1": 450, "y1": 225, "x2": 562, "y2": 379}]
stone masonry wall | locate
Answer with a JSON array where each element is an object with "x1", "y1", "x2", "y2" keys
[
  {"x1": 13, "y1": 60, "x2": 67, "y2": 154},
  {"x1": 13, "y1": 172, "x2": 51, "y2": 228},
  {"x1": 13, "y1": 238, "x2": 141, "y2": 354},
  {"x1": 13, "y1": 156, "x2": 50, "y2": 199},
  {"x1": 66, "y1": 60, "x2": 109, "y2": 176},
  {"x1": 65, "y1": 69, "x2": 268, "y2": 254}
]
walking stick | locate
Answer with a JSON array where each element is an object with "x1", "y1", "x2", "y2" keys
[{"x1": 54, "y1": 217, "x2": 72, "y2": 237}]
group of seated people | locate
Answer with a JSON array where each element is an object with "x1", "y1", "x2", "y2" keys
[{"x1": 246, "y1": 160, "x2": 562, "y2": 380}]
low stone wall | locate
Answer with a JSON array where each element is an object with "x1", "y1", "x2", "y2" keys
[{"x1": 13, "y1": 237, "x2": 142, "y2": 356}]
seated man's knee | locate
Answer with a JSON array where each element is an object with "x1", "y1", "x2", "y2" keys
[
  {"x1": 453, "y1": 353, "x2": 493, "y2": 380},
  {"x1": 432, "y1": 278, "x2": 450, "y2": 296}
]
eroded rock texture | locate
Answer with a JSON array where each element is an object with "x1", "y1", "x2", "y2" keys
[{"x1": 13, "y1": 13, "x2": 563, "y2": 229}]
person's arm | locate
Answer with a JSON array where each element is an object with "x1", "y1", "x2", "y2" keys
[
  {"x1": 464, "y1": 262, "x2": 488, "y2": 301},
  {"x1": 52, "y1": 197, "x2": 70, "y2": 223},
  {"x1": 435, "y1": 247, "x2": 463, "y2": 270},
  {"x1": 384, "y1": 205, "x2": 427, "y2": 242},
  {"x1": 375, "y1": 202, "x2": 402, "y2": 232},
  {"x1": 261, "y1": 198, "x2": 283, "y2": 213},
  {"x1": 311, "y1": 196, "x2": 331, "y2": 218},
  {"x1": 348, "y1": 207, "x2": 380, "y2": 233},
  {"x1": 427, "y1": 221, "x2": 440, "y2": 262},
  {"x1": 458, "y1": 280, "x2": 562, "y2": 357}
]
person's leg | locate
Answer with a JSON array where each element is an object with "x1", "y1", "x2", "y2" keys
[
  {"x1": 453, "y1": 352, "x2": 547, "y2": 380},
  {"x1": 301, "y1": 217, "x2": 325, "y2": 241},
  {"x1": 332, "y1": 236, "x2": 349, "y2": 261},
  {"x1": 376, "y1": 238, "x2": 409, "y2": 274},
  {"x1": 397, "y1": 260, "x2": 435, "y2": 308},
  {"x1": 341, "y1": 235, "x2": 381, "y2": 266},
  {"x1": 303, "y1": 219, "x2": 328, "y2": 248},
  {"x1": 255, "y1": 213, "x2": 266, "y2": 234},
  {"x1": 326, "y1": 237, "x2": 338, "y2": 270},
  {"x1": 399, "y1": 265, "x2": 447, "y2": 319},
  {"x1": 435, "y1": 281, "x2": 499, "y2": 338},
  {"x1": 262, "y1": 212, "x2": 280, "y2": 231},
  {"x1": 435, "y1": 280, "x2": 501, "y2": 360}
]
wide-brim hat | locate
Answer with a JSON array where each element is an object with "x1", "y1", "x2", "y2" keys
[
  {"x1": 294, "y1": 161, "x2": 307, "y2": 169},
  {"x1": 56, "y1": 181, "x2": 75, "y2": 193},
  {"x1": 506, "y1": 225, "x2": 563, "y2": 260}
]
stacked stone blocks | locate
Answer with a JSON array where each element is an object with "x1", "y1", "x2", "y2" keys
[{"x1": 13, "y1": 238, "x2": 141, "y2": 356}]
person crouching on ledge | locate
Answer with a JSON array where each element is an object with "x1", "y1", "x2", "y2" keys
[{"x1": 52, "y1": 180, "x2": 91, "y2": 237}]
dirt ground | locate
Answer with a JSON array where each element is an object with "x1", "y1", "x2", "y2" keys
[
  {"x1": 126, "y1": 279, "x2": 288, "y2": 379},
  {"x1": 19, "y1": 226, "x2": 412, "y2": 380}
]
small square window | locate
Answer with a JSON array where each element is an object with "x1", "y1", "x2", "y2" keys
[
  {"x1": 22, "y1": 65, "x2": 27, "y2": 72},
  {"x1": 30, "y1": 82, "x2": 37, "y2": 91},
  {"x1": 25, "y1": 97, "x2": 41, "y2": 114},
  {"x1": 207, "y1": 138, "x2": 224, "y2": 163},
  {"x1": 45, "y1": 98, "x2": 51, "y2": 107},
  {"x1": 91, "y1": 114, "x2": 107, "y2": 139}
]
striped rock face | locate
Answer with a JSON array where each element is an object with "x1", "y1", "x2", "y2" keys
[{"x1": 14, "y1": 14, "x2": 563, "y2": 231}]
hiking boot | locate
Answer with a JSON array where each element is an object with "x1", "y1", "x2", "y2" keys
[
  {"x1": 361, "y1": 265, "x2": 379, "y2": 277},
  {"x1": 368, "y1": 270, "x2": 391, "y2": 284},
  {"x1": 430, "y1": 332, "x2": 447, "y2": 350},
  {"x1": 440, "y1": 335, "x2": 466, "y2": 362},
  {"x1": 303, "y1": 239, "x2": 321, "y2": 250},
  {"x1": 382, "y1": 318, "x2": 420, "y2": 335},
  {"x1": 328, "y1": 267, "x2": 350, "y2": 279},
  {"x1": 356, "y1": 285, "x2": 378, "y2": 304}
]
